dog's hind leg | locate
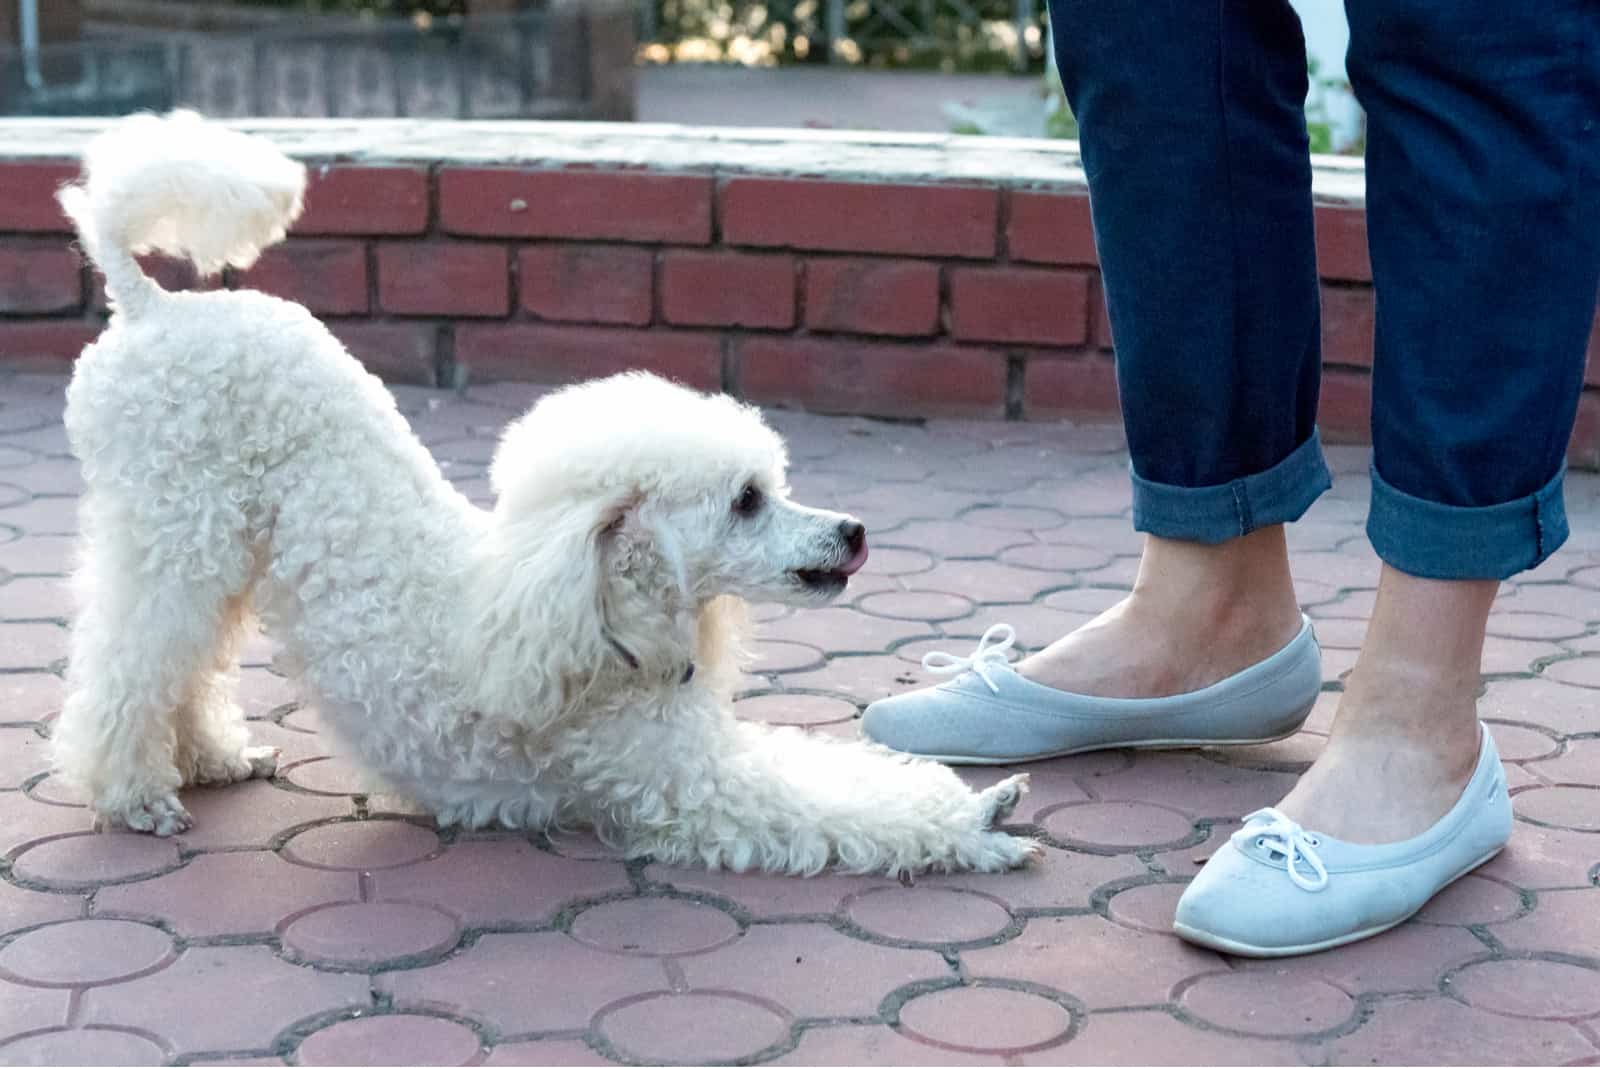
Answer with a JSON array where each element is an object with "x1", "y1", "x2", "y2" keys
[
  {"x1": 173, "y1": 591, "x2": 279, "y2": 788},
  {"x1": 53, "y1": 506, "x2": 259, "y2": 836}
]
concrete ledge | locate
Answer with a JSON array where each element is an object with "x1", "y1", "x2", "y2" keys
[
  {"x1": 0, "y1": 118, "x2": 1593, "y2": 467},
  {"x1": 0, "y1": 118, "x2": 1368, "y2": 204}
]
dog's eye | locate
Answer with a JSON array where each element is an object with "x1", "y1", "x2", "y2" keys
[{"x1": 733, "y1": 483, "x2": 764, "y2": 518}]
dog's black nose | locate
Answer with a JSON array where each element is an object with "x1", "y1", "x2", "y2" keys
[{"x1": 840, "y1": 519, "x2": 866, "y2": 552}]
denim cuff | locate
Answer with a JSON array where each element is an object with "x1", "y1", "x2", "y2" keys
[
  {"x1": 1367, "y1": 462, "x2": 1569, "y2": 581},
  {"x1": 1130, "y1": 430, "x2": 1333, "y2": 543}
]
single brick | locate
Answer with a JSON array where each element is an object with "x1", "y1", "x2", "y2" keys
[
  {"x1": 1317, "y1": 368, "x2": 1372, "y2": 440},
  {"x1": 1007, "y1": 191, "x2": 1097, "y2": 265},
  {"x1": 328, "y1": 321, "x2": 438, "y2": 386},
  {"x1": 721, "y1": 178, "x2": 998, "y2": 258},
  {"x1": 1585, "y1": 310, "x2": 1599, "y2": 386},
  {"x1": 660, "y1": 251, "x2": 794, "y2": 329},
  {"x1": 737, "y1": 336, "x2": 1005, "y2": 419},
  {"x1": 0, "y1": 321, "x2": 101, "y2": 369},
  {"x1": 0, "y1": 243, "x2": 81, "y2": 313},
  {"x1": 1023, "y1": 354, "x2": 1122, "y2": 419},
  {"x1": 439, "y1": 168, "x2": 712, "y2": 244},
  {"x1": 1570, "y1": 390, "x2": 1600, "y2": 468},
  {"x1": 1088, "y1": 275, "x2": 1115, "y2": 350},
  {"x1": 803, "y1": 258, "x2": 938, "y2": 337},
  {"x1": 1321, "y1": 285, "x2": 1374, "y2": 368},
  {"x1": 520, "y1": 245, "x2": 654, "y2": 325},
  {"x1": 455, "y1": 323, "x2": 721, "y2": 391},
  {"x1": 0, "y1": 162, "x2": 78, "y2": 232},
  {"x1": 378, "y1": 243, "x2": 509, "y2": 317},
  {"x1": 237, "y1": 241, "x2": 368, "y2": 316},
  {"x1": 948, "y1": 267, "x2": 1089, "y2": 345},
  {"x1": 297, "y1": 166, "x2": 430, "y2": 235},
  {"x1": 1315, "y1": 205, "x2": 1371, "y2": 282}
]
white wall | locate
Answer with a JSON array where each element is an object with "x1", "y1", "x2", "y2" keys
[{"x1": 1289, "y1": 0, "x2": 1362, "y2": 151}]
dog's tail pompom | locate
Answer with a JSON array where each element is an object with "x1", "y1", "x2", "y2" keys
[{"x1": 56, "y1": 110, "x2": 306, "y2": 315}]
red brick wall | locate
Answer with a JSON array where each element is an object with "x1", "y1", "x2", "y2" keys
[{"x1": 1, "y1": 157, "x2": 1597, "y2": 465}]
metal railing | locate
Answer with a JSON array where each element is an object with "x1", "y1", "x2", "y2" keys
[{"x1": 0, "y1": 11, "x2": 607, "y2": 119}]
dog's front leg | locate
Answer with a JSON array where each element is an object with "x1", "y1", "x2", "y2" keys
[{"x1": 572, "y1": 713, "x2": 1041, "y2": 876}]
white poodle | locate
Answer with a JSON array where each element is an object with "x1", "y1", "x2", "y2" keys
[{"x1": 49, "y1": 111, "x2": 1038, "y2": 876}]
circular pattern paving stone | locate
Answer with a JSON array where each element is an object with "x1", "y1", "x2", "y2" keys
[
  {"x1": 596, "y1": 992, "x2": 790, "y2": 1065},
  {"x1": 1486, "y1": 611, "x2": 1589, "y2": 641},
  {"x1": 0, "y1": 1027, "x2": 166, "y2": 1066},
  {"x1": 897, "y1": 986, "x2": 1074, "y2": 1054},
  {"x1": 735, "y1": 694, "x2": 857, "y2": 728},
  {"x1": 857, "y1": 591, "x2": 975, "y2": 623},
  {"x1": 1484, "y1": 722, "x2": 1560, "y2": 763},
  {"x1": 281, "y1": 902, "x2": 460, "y2": 968},
  {"x1": 961, "y1": 505, "x2": 1067, "y2": 532},
  {"x1": 297, "y1": 1014, "x2": 482, "y2": 1067},
  {"x1": 281, "y1": 820, "x2": 441, "y2": 870},
  {"x1": 1513, "y1": 785, "x2": 1600, "y2": 832},
  {"x1": 746, "y1": 640, "x2": 825, "y2": 673},
  {"x1": 845, "y1": 887, "x2": 1012, "y2": 945},
  {"x1": 11, "y1": 832, "x2": 179, "y2": 889},
  {"x1": 1452, "y1": 959, "x2": 1600, "y2": 1020},
  {"x1": 1542, "y1": 656, "x2": 1600, "y2": 690},
  {"x1": 1105, "y1": 882, "x2": 1186, "y2": 934},
  {"x1": 1179, "y1": 972, "x2": 1355, "y2": 1037},
  {"x1": 1041, "y1": 801, "x2": 1195, "y2": 850},
  {"x1": 1415, "y1": 875, "x2": 1524, "y2": 926},
  {"x1": 864, "y1": 547, "x2": 936, "y2": 577},
  {"x1": 569, "y1": 898, "x2": 740, "y2": 957},
  {"x1": 24, "y1": 773, "x2": 87, "y2": 808},
  {"x1": 998, "y1": 542, "x2": 1113, "y2": 573},
  {"x1": 0, "y1": 920, "x2": 174, "y2": 987},
  {"x1": 283, "y1": 756, "x2": 369, "y2": 796}
]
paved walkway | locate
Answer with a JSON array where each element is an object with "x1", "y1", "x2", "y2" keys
[{"x1": 1, "y1": 369, "x2": 1598, "y2": 1066}]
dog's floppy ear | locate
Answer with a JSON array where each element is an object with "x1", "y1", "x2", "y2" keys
[{"x1": 460, "y1": 492, "x2": 641, "y2": 729}]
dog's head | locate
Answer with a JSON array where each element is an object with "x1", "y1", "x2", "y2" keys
[{"x1": 462, "y1": 372, "x2": 866, "y2": 724}]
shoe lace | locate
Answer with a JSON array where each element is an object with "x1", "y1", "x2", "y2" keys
[
  {"x1": 1232, "y1": 807, "x2": 1329, "y2": 892},
  {"x1": 921, "y1": 623, "x2": 1017, "y2": 694}
]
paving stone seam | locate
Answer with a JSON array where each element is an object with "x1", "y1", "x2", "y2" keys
[{"x1": 0, "y1": 1023, "x2": 176, "y2": 1065}]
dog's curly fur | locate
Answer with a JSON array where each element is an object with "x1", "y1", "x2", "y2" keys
[{"x1": 50, "y1": 111, "x2": 1039, "y2": 875}]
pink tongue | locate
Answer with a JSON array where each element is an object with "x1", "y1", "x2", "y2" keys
[{"x1": 837, "y1": 541, "x2": 869, "y2": 576}]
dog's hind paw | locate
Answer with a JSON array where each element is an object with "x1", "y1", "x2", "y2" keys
[{"x1": 107, "y1": 794, "x2": 193, "y2": 837}]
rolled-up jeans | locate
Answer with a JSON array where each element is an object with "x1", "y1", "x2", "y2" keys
[{"x1": 1047, "y1": 0, "x2": 1600, "y2": 580}]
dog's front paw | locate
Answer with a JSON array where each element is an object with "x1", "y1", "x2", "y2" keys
[
  {"x1": 102, "y1": 793, "x2": 193, "y2": 837},
  {"x1": 979, "y1": 773, "x2": 1029, "y2": 826},
  {"x1": 190, "y1": 745, "x2": 281, "y2": 786},
  {"x1": 963, "y1": 828, "x2": 1044, "y2": 871}
]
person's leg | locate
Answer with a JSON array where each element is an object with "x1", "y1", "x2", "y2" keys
[
  {"x1": 1275, "y1": 0, "x2": 1600, "y2": 844},
  {"x1": 1021, "y1": 0, "x2": 1327, "y2": 700}
]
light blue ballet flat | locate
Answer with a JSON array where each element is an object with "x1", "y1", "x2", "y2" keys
[
  {"x1": 1173, "y1": 726, "x2": 1512, "y2": 957},
  {"x1": 860, "y1": 617, "x2": 1323, "y2": 764}
]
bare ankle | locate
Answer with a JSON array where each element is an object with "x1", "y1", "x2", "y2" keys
[{"x1": 1126, "y1": 527, "x2": 1300, "y2": 642}]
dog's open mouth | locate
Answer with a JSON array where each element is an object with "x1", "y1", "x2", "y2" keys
[{"x1": 793, "y1": 541, "x2": 869, "y2": 593}]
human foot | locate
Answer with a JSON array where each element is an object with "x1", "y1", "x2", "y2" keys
[
  {"x1": 1017, "y1": 527, "x2": 1303, "y2": 698},
  {"x1": 1269, "y1": 565, "x2": 1496, "y2": 844},
  {"x1": 1174, "y1": 727, "x2": 1510, "y2": 957}
]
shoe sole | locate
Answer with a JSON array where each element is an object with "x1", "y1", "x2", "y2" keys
[
  {"x1": 891, "y1": 720, "x2": 1311, "y2": 767},
  {"x1": 1170, "y1": 844, "x2": 1506, "y2": 959}
]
